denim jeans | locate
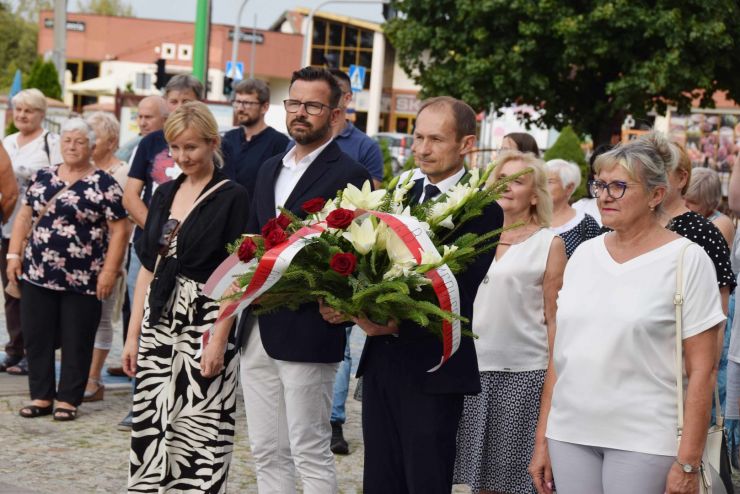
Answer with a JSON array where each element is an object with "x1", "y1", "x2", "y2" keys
[
  {"x1": 127, "y1": 247, "x2": 142, "y2": 305},
  {"x1": 330, "y1": 326, "x2": 353, "y2": 424}
]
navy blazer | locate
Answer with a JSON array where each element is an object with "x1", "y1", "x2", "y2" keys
[
  {"x1": 356, "y1": 177, "x2": 504, "y2": 394},
  {"x1": 237, "y1": 140, "x2": 372, "y2": 363}
]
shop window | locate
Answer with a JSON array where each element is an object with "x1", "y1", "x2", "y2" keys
[
  {"x1": 329, "y1": 23, "x2": 343, "y2": 46},
  {"x1": 360, "y1": 30, "x2": 374, "y2": 48},
  {"x1": 313, "y1": 20, "x2": 327, "y2": 44},
  {"x1": 345, "y1": 27, "x2": 359, "y2": 47},
  {"x1": 342, "y1": 49, "x2": 357, "y2": 67}
]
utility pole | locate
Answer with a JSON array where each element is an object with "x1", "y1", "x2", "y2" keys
[
  {"x1": 229, "y1": 0, "x2": 249, "y2": 80},
  {"x1": 192, "y1": 0, "x2": 212, "y2": 86},
  {"x1": 52, "y1": 0, "x2": 67, "y2": 92}
]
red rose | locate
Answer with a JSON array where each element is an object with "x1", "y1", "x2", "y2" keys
[
  {"x1": 326, "y1": 208, "x2": 355, "y2": 229},
  {"x1": 329, "y1": 252, "x2": 357, "y2": 276},
  {"x1": 261, "y1": 218, "x2": 283, "y2": 237},
  {"x1": 302, "y1": 197, "x2": 326, "y2": 214},
  {"x1": 237, "y1": 237, "x2": 258, "y2": 263},
  {"x1": 264, "y1": 228, "x2": 288, "y2": 250},
  {"x1": 276, "y1": 213, "x2": 291, "y2": 230}
]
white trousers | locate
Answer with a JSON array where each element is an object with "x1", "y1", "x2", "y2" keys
[{"x1": 240, "y1": 319, "x2": 339, "y2": 494}]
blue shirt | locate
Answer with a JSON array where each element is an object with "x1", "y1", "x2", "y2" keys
[
  {"x1": 221, "y1": 126, "x2": 289, "y2": 198},
  {"x1": 286, "y1": 121, "x2": 384, "y2": 181}
]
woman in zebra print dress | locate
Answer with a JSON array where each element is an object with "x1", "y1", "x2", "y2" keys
[{"x1": 121, "y1": 102, "x2": 250, "y2": 493}]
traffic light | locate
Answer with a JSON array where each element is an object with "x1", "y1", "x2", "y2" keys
[
  {"x1": 223, "y1": 76, "x2": 234, "y2": 97},
  {"x1": 154, "y1": 58, "x2": 172, "y2": 90}
]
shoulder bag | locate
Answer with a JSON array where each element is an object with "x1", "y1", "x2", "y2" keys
[{"x1": 674, "y1": 242, "x2": 728, "y2": 494}]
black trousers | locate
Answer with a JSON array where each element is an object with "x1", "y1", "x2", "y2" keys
[
  {"x1": 361, "y1": 344, "x2": 465, "y2": 494},
  {"x1": 21, "y1": 282, "x2": 102, "y2": 406},
  {"x1": 0, "y1": 238, "x2": 23, "y2": 358}
]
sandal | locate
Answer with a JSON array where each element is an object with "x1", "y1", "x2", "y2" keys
[
  {"x1": 19, "y1": 404, "x2": 53, "y2": 418},
  {"x1": 53, "y1": 407, "x2": 78, "y2": 421},
  {"x1": 7, "y1": 357, "x2": 29, "y2": 376},
  {"x1": 0, "y1": 355, "x2": 21, "y2": 372},
  {"x1": 83, "y1": 379, "x2": 105, "y2": 402}
]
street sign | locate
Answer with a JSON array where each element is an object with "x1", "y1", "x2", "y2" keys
[
  {"x1": 348, "y1": 65, "x2": 366, "y2": 92},
  {"x1": 226, "y1": 61, "x2": 244, "y2": 81}
]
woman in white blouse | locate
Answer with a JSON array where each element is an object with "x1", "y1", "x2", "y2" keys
[
  {"x1": 529, "y1": 133, "x2": 724, "y2": 494},
  {"x1": 454, "y1": 151, "x2": 566, "y2": 494}
]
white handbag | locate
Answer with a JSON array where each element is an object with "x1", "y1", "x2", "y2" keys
[{"x1": 674, "y1": 242, "x2": 725, "y2": 494}]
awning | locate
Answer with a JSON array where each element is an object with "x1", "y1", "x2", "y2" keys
[{"x1": 67, "y1": 75, "x2": 120, "y2": 97}]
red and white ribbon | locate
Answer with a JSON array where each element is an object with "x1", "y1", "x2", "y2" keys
[{"x1": 360, "y1": 211, "x2": 462, "y2": 371}]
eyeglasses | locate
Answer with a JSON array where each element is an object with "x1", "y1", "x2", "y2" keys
[
  {"x1": 158, "y1": 218, "x2": 180, "y2": 256},
  {"x1": 283, "y1": 99, "x2": 334, "y2": 116},
  {"x1": 589, "y1": 179, "x2": 640, "y2": 200},
  {"x1": 233, "y1": 100, "x2": 262, "y2": 108}
]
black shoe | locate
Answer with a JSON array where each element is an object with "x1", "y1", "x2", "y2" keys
[
  {"x1": 117, "y1": 410, "x2": 133, "y2": 431},
  {"x1": 0, "y1": 354, "x2": 21, "y2": 372},
  {"x1": 330, "y1": 422, "x2": 349, "y2": 455}
]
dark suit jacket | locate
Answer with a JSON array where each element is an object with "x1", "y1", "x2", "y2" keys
[
  {"x1": 237, "y1": 140, "x2": 372, "y2": 363},
  {"x1": 356, "y1": 177, "x2": 504, "y2": 394}
]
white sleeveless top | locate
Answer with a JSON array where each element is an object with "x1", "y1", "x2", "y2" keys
[{"x1": 473, "y1": 228, "x2": 556, "y2": 372}]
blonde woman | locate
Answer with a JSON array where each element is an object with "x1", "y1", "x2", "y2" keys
[
  {"x1": 121, "y1": 102, "x2": 250, "y2": 493},
  {"x1": 83, "y1": 112, "x2": 131, "y2": 402},
  {"x1": 455, "y1": 151, "x2": 566, "y2": 494},
  {"x1": 684, "y1": 167, "x2": 735, "y2": 248}
]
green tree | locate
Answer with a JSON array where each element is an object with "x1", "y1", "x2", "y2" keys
[
  {"x1": 25, "y1": 57, "x2": 62, "y2": 100},
  {"x1": 385, "y1": 1, "x2": 740, "y2": 145},
  {"x1": 0, "y1": 2, "x2": 39, "y2": 91},
  {"x1": 14, "y1": 0, "x2": 53, "y2": 23},
  {"x1": 76, "y1": 0, "x2": 134, "y2": 16},
  {"x1": 543, "y1": 126, "x2": 588, "y2": 200}
]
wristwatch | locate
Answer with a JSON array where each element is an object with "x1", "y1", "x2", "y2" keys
[{"x1": 675, "y1": 459, "x2": 700, "y2": 474}]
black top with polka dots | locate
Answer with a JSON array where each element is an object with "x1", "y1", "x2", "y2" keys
[
  {"x1": 559, "y1": 213, "x2": 603, "y2": 258},
  {"x1": 668, "y1": 211, "x2": 736, "y2": 291}
]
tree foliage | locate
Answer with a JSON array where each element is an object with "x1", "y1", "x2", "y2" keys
[
  {"x1": 0, "y1": 2, "x2": 39, "y2": 92},
  {"x1": 385, "y1": 0, "x2": 740, "y2": 144},
  {"x1": 543, "y1": 126, "x2": 588, "y2": 200},
  {"x1": 26, "y1": 57, "x2": 62, "y2": 100},
  {"x1": 77, "y1": 0, "x2": 134, "y2": 16},
  {"x1": 14, "y1": 0, "x2": 53, "y2": 23}
]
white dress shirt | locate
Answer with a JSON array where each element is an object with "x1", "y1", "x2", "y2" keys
[
  {"x1": 418, "y1": 167, "x2": 466, "y2": 203},
  {"x1": 274, "y1": 138, "x2": 333, "y2": 214}
]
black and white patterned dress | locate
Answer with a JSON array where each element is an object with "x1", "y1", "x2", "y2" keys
[{"x1": 128, "y1": 237, "x2": 239, "y2": 493}]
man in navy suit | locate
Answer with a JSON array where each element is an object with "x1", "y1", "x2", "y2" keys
[
  {"x1": 237, "y1": 67, "x2": 370, "y2": 494},
  {"x1": 321, "y1": 96, "x2": 504, "y2": 493}
]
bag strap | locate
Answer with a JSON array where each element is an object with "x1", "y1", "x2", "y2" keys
[
  {"x1": 43, "y1": 132, "x2": 51, "y2": 165},
  {"x1": 675, "y1": 241, "x2": 723, "y2": 433},
  {"x1": 26, "y1": 167, "x2": 95, "y2": 241},
  {"x1": 152, "y1": 179, "x2": 229, "y2": 273}
]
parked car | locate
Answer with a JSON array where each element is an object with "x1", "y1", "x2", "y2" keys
[{"x1": 373, "y1": 132, "x2": 413, "y2": 174}]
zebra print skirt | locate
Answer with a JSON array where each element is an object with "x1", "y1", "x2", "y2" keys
[{"x1": 128, "y1": 273, "x2": 239, "y2": 493}]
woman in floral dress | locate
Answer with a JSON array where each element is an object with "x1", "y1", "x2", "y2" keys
[
  {"x1": 121, "y1": 102, "x2": 250, "y2": 493},
  {"x1": 6, "y1": 117, "x2": 128, "y2": 421}
]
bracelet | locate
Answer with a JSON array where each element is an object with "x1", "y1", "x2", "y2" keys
[{"x1": 5, "y1": 253, "x2": 21, "y2": 260}]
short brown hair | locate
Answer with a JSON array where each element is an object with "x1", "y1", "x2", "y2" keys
[
  {"x1": 417, "y1": 96, "x2": 476, "y2": 141},
  {"x1": 234, "y1": 78, "x2": 270, "y2": 104},
  {"x1": 504, "y1": 132, "x2": 540, "y2": 156}
]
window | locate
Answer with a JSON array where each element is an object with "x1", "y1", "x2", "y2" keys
[{"x1": 310, "y1": 18, "x2": 375, "y2": 91}]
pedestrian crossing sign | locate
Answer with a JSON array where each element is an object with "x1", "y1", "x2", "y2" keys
[
  {"x1": 226, "y1": 61, "x2": 244, "y2": 81},
  {"x1": 348, "y1": 65, "x2": 366, "y2": 92}
]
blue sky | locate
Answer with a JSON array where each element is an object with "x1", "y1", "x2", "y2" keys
[{"x1": 89, "y1": 1, "x2": 385, "y2": 28}]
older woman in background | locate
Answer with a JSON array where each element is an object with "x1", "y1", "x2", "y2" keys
[
  {"x1": 1, "y1": 88, "x2": 63, "y2": 375},
  {"x1": 7, "y1": 118, "x2": 128, "y2": 421},
  {"x1": 546, "y1": 159, "x2": 601, "y2": 257},
  {"x1": 530, "y1": 133, "x2": 723, "y2": 494},
  {"x1": 684, "y1": 167, "x2": 735, "y2": 248},
  {"x1": 455, "y1": 151, "x2": 566, "y2": 494},
  {"x1": 82, "y1": 112, "x2": 131, "y2": 402}
]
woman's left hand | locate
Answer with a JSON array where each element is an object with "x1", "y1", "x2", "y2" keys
[
  {"x1": 96, "y1": 269, "x2": 119, "y2": 300},
  {"x1": 200, "y1": 337, "x2": 227, "y2": 378},
  {"x1": 665, "y1": 462, "x2": 700, "y2": 494}
]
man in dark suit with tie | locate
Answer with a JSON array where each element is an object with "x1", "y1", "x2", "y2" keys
[
  {"x1": 237, "y1": 67, "x2": 370, "y2": 493},
  {"x1": 321, "y1": 96, "x2": 504, "y2": 493}
]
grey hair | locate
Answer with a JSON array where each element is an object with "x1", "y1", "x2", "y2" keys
[
  {"x1": 12, "y1": 88, "x2": 47, "y2": 114},
  {"x1": 685, "y1": 167, "x2": 722, "y2": 213},
  {"x1": 546, "y1": 159, "x2": 582, "y2": 192},
  {"x1": 139, "y1": 95, "x2": 169, "y2": 117},
  {"x1": 593, "y1": 131, "x2": 673, "y2": 212},
  {"x1": 61, "y1": 117, "x2": 96, "y2": 149},
  {"x1": 85, "y1": 111, "x2": 119, "y2": 146},
  {"x1": 165, "y1": 74, "x2": 204, "y2": 100}
]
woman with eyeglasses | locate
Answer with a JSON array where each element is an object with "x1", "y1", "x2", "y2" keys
[
  {"x1": 122, "y1": 102, "x2": 250, "y2": 493},
  {"x1": 529, "y1": 133, "x2": 724, "y2": 494}
]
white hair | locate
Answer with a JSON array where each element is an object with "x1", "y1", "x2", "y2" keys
[
  {"x1": 85, "y1": 112, "x2": 120, "y2": 144},
  {"x1": 12, "y1": 88, "x2": 47, "y2": 114},
  {"x1": 61, "y1": 118, "x2": 96, "y2": 149},
  {"x1": 546, "y1": 159, "x2": 582, "y2": 192}
]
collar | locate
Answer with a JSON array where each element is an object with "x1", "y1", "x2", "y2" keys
[
  {"x1": 423, "y1": 167, "x2": 466, "y2": 196},
  {"x1": 336, "y1": 121, "x2": 355, "y2": 139},
  {"x1": 241, "y1": 124, "x2": 271, "y2": 143},
  {"x1": 282, "y1": 137, "x2": 333, "y2": 170}
]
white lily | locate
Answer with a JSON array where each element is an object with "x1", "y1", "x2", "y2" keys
[
  {"x1": 382, "y1": 261, "x2": 416, "y2": 280},
  {"x1": 315, "y1": 198, "x2": 338, "y2": 222},
  {"x1": 340, "y1": 180, "x2": 386, "y2": 211},
  {"x1": 420, "y1": 248, "x2": 442, "y2": 265},
  {"x1": 467, "y1": 167, "x2": 481, "y2": 188},
  {"x1": 342, "y1": 217, "x2": 377, "y2": 255},
  {"x1": 438, "y1": 214, "x2": 455, "y2": 229},
  {"x1": 386, "y1": 229, "x2": 415, "y2": 266},
  {"x1": 442, "y1": 244, "x2": 459, "y2": 259}
]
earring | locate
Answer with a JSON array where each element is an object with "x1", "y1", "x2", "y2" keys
[{"x1": 649, "y1": 205, "x2": 655, "y2": 212}]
